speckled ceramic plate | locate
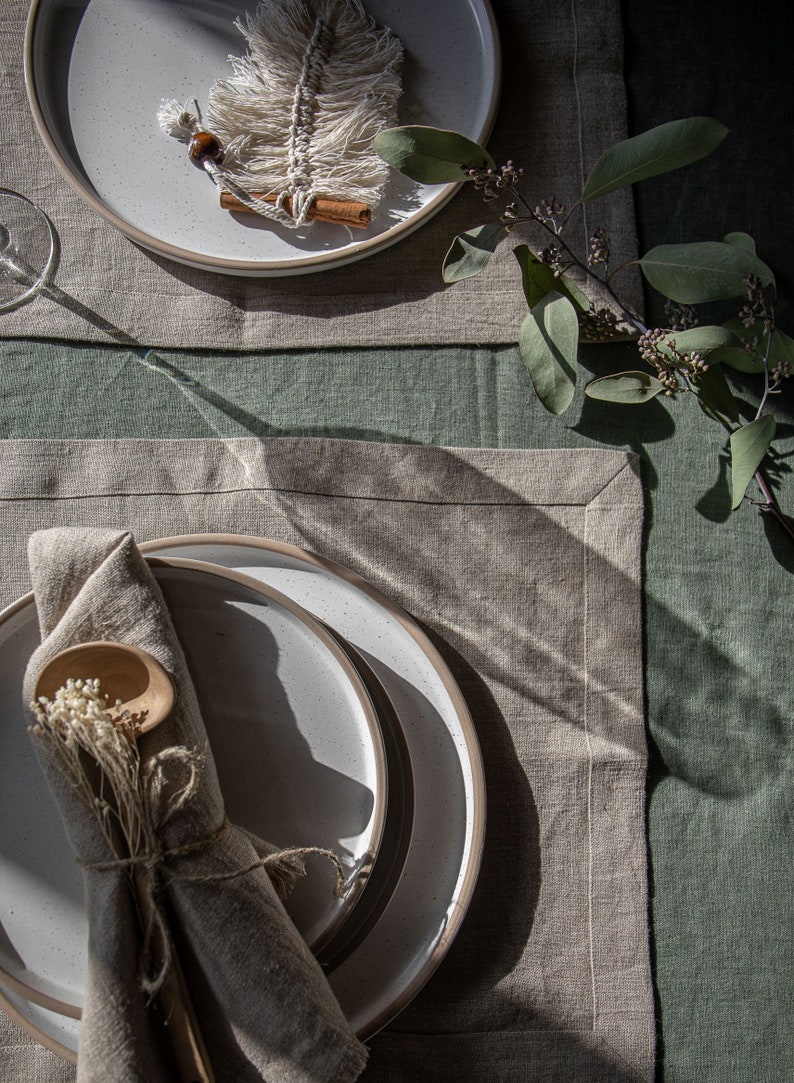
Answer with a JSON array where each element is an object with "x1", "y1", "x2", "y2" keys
[
  {"x1": 0, "y1": 557, "x2": 388, "y2": 1017},
  {"x1": 141, "y1": 536, "x2": 486, "y2": 1040},
  {"x1": 0, "y1": 624, "x2": 417, "y2": 1070},
  {"x1": 24, "y1": 0, "x2": 501, "y2": 275},
  {"x1": 0, "y1": 534, "x2": 485, "y2": 1058}
]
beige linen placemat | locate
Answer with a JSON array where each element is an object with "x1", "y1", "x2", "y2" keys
[
  {"x1": 0, "y1": 0, "x2": 641, "y2": 349},
  {"x1": 0, "y1": 438, "x2": 653, "y2": 1081}
]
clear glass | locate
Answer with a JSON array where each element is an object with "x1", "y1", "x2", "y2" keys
[{"x1": 0, "y1": 189, "x2": 57, "y2": 314}]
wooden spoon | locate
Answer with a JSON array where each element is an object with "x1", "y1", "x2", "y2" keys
[
  {"x1": 34, "y1": 641, "x2": 175, "y2": 734},
  {"x1": 35, "y1": 641, "x2": 214, "y2": 1083}
]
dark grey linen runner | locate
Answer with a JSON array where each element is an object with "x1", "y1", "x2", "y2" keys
[
  {"x1": 0, "y1": 437, "x2": 654, "y2": 1081},
  {"x1": 0, "y1": 0, "x2": 641, "y2": 348}
]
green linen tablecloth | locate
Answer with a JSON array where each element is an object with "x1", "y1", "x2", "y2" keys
[
  {"x1": 1, "y1": 0, "x2": 793, "y2": 1081},
  {"x1": 1, "y1": 341, "x2": 791, "y2": 1083}
]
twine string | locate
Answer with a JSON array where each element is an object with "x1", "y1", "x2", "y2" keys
[{"x1": 79, "y1": 745, "x2": 347, "y2": 999}]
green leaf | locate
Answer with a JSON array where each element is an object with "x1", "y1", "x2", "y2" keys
[
  {"x1": 557, "y1": 273, "x2": 590, "y2": 315},
  {"x1": 513, "y1": 246, "x2": 589, "y2": 313},
  {"x1": 442, "y1": 223, "x2": 503, "y2": 282},
  {"x1": 692, "y1": 364, "x2": 740, "y2": 423},
  {"x1": 707, "y1": 345, "x2": 763, "y2": 373},
  {"x1": 719, "y1": 319, "x2": 794, "y2": 373},
  {"x1": 729, "y1": 414, "x2": 775, "y2": 509},
  {"x1": 513, "y1": 245, "x2": 557, "y2": 307},
  {"x1": 582, "y1": 117, "x2": 728, "y2": 202},
  {"x1": 584, "y1": 371, "x2": 664, "y2": 403},
  {"x1": 639, "y1": 242, "x2": 775, "y2": 303},
  {"x1": 519, "y1": 291, "x2": 579, "y2": 414},
  {"x1": 770, "y1": 328, "x2": 794, "y2": 364},
  {"x1": 723, "y1": 231, "x2": 756, "y2": 254},
  {"x1": 373, "y1": 126, "x2": 494, "y2": 183},
  {"x1": 657, "y1": 325, "x2": 741, "y2": 358}
]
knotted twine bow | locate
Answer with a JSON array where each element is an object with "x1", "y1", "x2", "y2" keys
[{"x1": 31, "y1": 678, "x2": 346, "y2": 1000}]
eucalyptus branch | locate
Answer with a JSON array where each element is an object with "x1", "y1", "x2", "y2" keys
[
  {"x1": 374, "y1": 119, "x2": 792, "y2": 550},
  {"x1": 508, "y1": 189, "x2": 648, "y2": 335}
]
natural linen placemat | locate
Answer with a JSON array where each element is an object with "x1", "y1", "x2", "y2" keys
[
  {"x1": 0, "y1": 0, "x2": 641, "y2": 349},
  {"x1": 0, "y1": 437, "x2": 653, "y2": 1081}
]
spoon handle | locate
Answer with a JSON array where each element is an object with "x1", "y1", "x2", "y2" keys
[{"x1": 132, "y1": 867, "x2": 215, "y2": 1083}]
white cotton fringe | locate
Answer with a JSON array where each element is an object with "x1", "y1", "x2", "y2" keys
[{"x1": 159, "y1": 0, "x2": 402, "y2": 226}]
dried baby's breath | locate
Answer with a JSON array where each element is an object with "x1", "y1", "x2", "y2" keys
[{"x1": 31, "y1": 678, "x2": 146, "y2": 868}]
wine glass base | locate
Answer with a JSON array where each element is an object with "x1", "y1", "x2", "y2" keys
[{"x1": 0, "y1": 189, "x2": 58, "y2": 314}]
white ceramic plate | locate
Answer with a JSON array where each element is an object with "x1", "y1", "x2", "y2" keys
[
  {"x1": 1, "y1": 535, "x2": 485, "y2": 1048},
  {"x1": 0, "y1": 619, "x2": 417, "y2": 1064},
  {"x1": 141, "y1": 536, "x2": 486, "y2": 1039},
  {"x1": 24, "y1": 0, "x2": 501, "y2": 275},
  {"x1": 0, "y1": 557, "x2": 388, "y2": 1012}
]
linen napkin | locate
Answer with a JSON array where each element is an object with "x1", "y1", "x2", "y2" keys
[{"x1": 21, "y1": 526, "x2": 367, "y2": 1083}]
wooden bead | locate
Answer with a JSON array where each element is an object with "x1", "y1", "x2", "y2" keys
[{"x1": 188, "y1": 131, "x2": 224, "y2": 164}]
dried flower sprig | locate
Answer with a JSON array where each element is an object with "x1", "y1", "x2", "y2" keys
[{"x1": 31, "y1": 678, "x2": 146, "y2": 874}]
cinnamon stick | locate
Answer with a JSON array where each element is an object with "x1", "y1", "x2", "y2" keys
[{"x1": 219, "y1": 191, "x2": 371, "y2": 228}]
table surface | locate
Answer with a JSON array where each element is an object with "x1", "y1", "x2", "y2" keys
[{"x1": 1, "y1": 1, "x2": 792, "y2": 1081}]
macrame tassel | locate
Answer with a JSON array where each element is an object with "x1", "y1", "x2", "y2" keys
[{"x1": 158, "y1": 0, "x2": 403, "y2": 228}]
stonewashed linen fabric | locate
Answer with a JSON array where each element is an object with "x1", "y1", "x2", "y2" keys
[
  {"x1": 0, "y1": 437, "x2": 654, "y2": 1081},
  {"x1": 20, "y1": 527, "x2": 367, "y2": 1083},
  {"x1": 0, "y1": 0, "x2": 642, "y2": 348}
]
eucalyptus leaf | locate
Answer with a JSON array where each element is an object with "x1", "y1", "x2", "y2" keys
[
  {"x1": 582, "y1": 117, "x2": 728, "y2": 202},
  {"x1": 723, "y1": 231, "x2": 756, "y2": 254},
  {"x1": 639, "y1": 242, "x2": 775, "y2": 303},
  {"x1": 514, "y1": 245, "x2": 556, "y2": 307},
  {"x1": 519, "y1": 291, "x2": 579, "y2": 414},
  {"x1": 443, "y1": 223, "x2": 504, "y2": 282},
  {"x1": 720, "y1": 319, "x2": 794, "y2": 372},
  {"x1": 657, "y1": 325, "x2": 741, "y2": 358},
  {"x1": 373, "y1": 126, "x2": 494, "y2": 183},
  {"x1": 584, "y1": 371, "x2": 663, "y2": 403},
  {"x1": 707, "y1": 345, "x2": 764, "y2": 374},
  {"x1": 513, "y1": 246, "x2": 589, "y2": 313},
  {"x1": 692, "y1": 364, "x2": 740, "y2": 423},
  {"x1": 770, "y1": 328, "x2": 794, "y2": 364},
  {"x1": 729, "y1": 414, "x2": 776, "y2": 509},
  {"x1": 557, "y1": 273, "x2": 590, "y2": 314}
]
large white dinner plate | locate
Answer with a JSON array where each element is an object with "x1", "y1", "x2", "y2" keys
[
  {"x1": 141, "y1": 536, "x2": 486, "y2": 1039},
  {"x1": 24, "y1": 0, "x2": 501, "y2": 275},
  {"x1": 1, "y1": 534, "x2": 485, "y2": 1049},
  {"x1": 0, "y1": 557, "x2": 388, "y2": 1011}
]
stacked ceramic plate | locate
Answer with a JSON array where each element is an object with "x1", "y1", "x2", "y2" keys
[{"x1": 0, "y1": 534, "x2": 486, "y2": 1065}]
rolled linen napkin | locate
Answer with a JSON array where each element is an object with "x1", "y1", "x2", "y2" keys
[{"x1": 22, "y1": 527, "x2": 368, "y2": 1083}]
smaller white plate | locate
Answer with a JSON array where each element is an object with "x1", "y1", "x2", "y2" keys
[{"x1": 0, "y1": 557, "x2": 388, "y2": 1008}]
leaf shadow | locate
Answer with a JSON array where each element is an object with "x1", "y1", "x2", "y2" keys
[
  {"x1": 695, "y1": 451, "x2": 732, "y2": 523},
  {"x1": 572, "y1": 394, "x2": 675, "y2": 491}
]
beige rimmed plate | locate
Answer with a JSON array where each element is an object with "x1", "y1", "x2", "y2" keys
[
  {"x1": 0, "y1": 557, "x2": 388, "y2": 1017},
  {"x1": 1, "y1": 533, "x2": 485, "y2": 1054},
  {"x1": 142, "y1": 536, "x2": 486, "y2": 1040},
  {"x1": 24, "y1": 0, "x2": 501, "y2": 275},
  {"x1": 0, "y1": 629, "x2": 417, "y2": 1067}
]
